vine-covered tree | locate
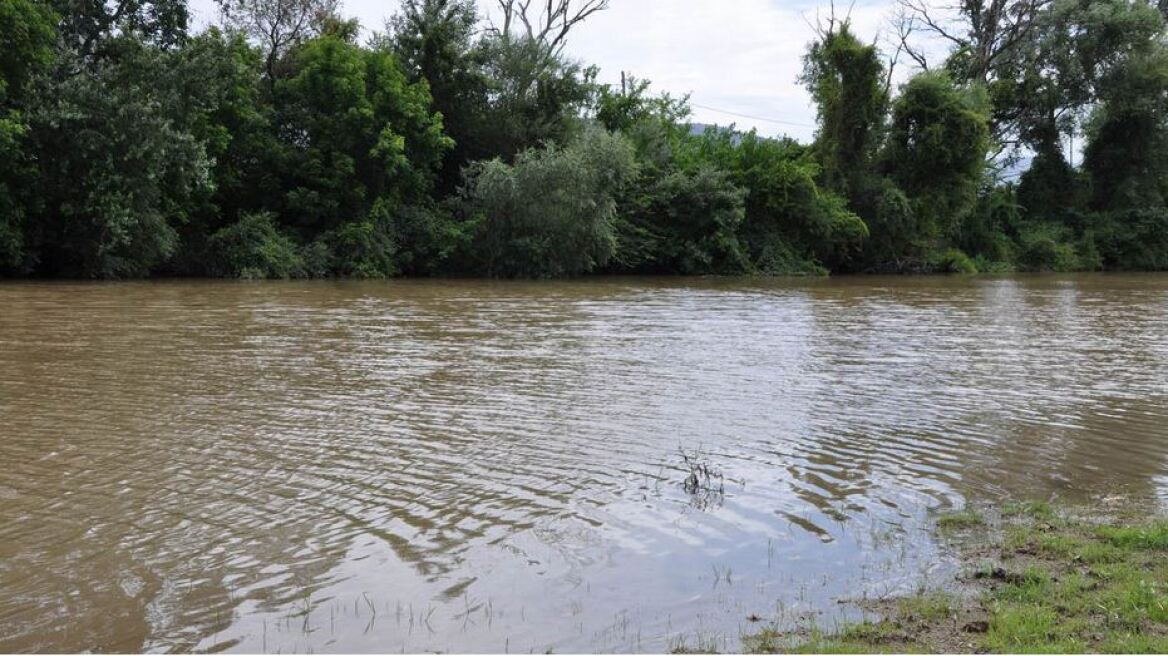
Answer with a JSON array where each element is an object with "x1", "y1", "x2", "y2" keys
[{"x1": 801, "y1": 22, "x2": 888, "y2": 200}]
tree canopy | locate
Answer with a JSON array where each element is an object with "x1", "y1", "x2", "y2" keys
[{"x1": 2, "y1": 0, "x2": 1167, "y2": 278}]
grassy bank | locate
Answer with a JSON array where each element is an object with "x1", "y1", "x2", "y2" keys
[{"x1": 744, "y1": 501, "x2": 1168, "y2": 653}]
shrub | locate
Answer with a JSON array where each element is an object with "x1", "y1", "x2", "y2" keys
[
  {"x1": 462, "y1": 128, "x2": 637, "y2": 277},
  {"x1": 1017, "y1": 223, "x2": 1083, "y2": 272},
  {"x1": 313, "y1": 201, "x2": 400, "y2": 278},
  {"x1": 208, "y1": 212, "x2": 304, "y2": 279},
  {"x1": 1091, "y1": 208, "x2": 1168, "y2": 270},
  {"x1": 615, "y1": 164, "x2": 749, "y2": 274},
  {"x1": 929, "y1": 248, "x2": 979, "y2": 274}
]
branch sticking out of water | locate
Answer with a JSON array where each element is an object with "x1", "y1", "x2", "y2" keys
[{"x1": 679, "y1": 447, "x2": 725, "y2": 510}]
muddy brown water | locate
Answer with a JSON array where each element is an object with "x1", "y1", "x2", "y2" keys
[{"x1": 2, "y1": 275, "x2": 1167, "y2": 653}]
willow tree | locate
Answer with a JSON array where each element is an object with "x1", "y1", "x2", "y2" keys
[{"x1": 462, "y1": 128, "x2": 636, "y2": 277}]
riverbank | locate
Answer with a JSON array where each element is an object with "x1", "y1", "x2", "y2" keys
[{"x1": 744, "y1": 500, "x2": 1168, "y2": 653}]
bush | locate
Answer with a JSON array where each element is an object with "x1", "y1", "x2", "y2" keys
[
  {"x1": 462, "y1": 128, "x2": 637, "y2": 277},
  {"x1": 615, "y1": 164, "x2": 749, "y2": 274},
  {"x1": 1016, "y1": 223, "x2": 1083, "y2": 272},
  {"x1": 972, "y1": 254, "x2": 1016, "y2": 273},
  {"x1": 853, "y1": 177, "x2": 921, "y2": 271},
  {"x1": 750, "y1": 238, "x2": 828, "y2": 276},
  {"x1": 391, "y1": 202, "x2": 475, "y2": 275},
  {"x1": 0, "y1": 189, "x2": 24, "y2": 271},
  {"x1": 1017, "y1": 148, "x2": 1087, "y2": 223},
  {"x1": 313, "y1": 201, "x2": 400, "y2": 278},
  {"x1": 722, "y1": 133, "x2": 867, "y2": 271},
  {"x1": 208, "y1": 212, "x2": 304, "y2": 279},
  {"x1": 1091, "y1": 208, "x2": 1168, "y2": 270},
  {"x1": 959, "y1": 186, "x2": 1022, "y2": 264},
  {"x1": 929, "y1": 248, "x2": 979, "y2": 274}
]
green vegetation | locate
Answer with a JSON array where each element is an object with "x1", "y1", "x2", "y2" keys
[
  {"x1": 935, "y1": 508, "x2": 986, "y2": 530},
  {"x1": 461, "y1": 127, "x2": 636, "y2": 277},
  {"x1": 2, "y1": 0, "x2": 1168, "y2": 278},
  {"x1": 745, "y1": 502, "x2": 1168, "y2": 653}
]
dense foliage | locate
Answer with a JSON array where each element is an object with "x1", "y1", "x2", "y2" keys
[{"x1": 1, "y1": 0, "x2": 1167, "y2": 278}]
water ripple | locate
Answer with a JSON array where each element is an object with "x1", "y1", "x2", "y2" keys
[{"x1": 1, "y1": 275, "x2": 1167, "y2": 652}]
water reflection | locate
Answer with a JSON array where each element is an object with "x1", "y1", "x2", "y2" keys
[{"x1": 1, "y1": 275, "x2": 1166, "y2": 652}]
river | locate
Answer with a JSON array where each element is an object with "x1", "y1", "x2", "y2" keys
[{"x1": 2, "y1": 275, "x2": 1167, "y2": 652}]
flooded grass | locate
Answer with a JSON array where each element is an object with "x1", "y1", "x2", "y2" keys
[
  {"x1": 934, "y1": 509, "x2": 986, "y2": 531},
  {"x1": 745, "y1": 501, "x2": 1168, "y2": 654}
]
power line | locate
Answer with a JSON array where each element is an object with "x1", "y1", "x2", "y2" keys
[{"x1": 687, "y1": 102, "x2": 814, "y2": 128}]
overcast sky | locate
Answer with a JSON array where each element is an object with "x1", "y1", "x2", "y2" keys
[{"x1": 188, "y1": 0, "x2": 911, "y2": 143}]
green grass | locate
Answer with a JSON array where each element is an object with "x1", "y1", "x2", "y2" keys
[
  {"x1": 897, "y1": 592, "x2": 956, "y2": 622},
  {"x1": 981, "y1": 510, "x2": 1168, "y2": 651},
  {"x1": 1002, "y1": 501, "x2": 1056, "y2": 520},
  {"x1": 745, "y1": 501, "x2": 1168, "y2": 653},
  {"x1": 1097, "y1": 632, "x2": 1168, "y2": 653},
  {"x1": 1096, "y1": 521, "x2": 1168, "y2": 549},
  {"x1": 1075, "y1": 541, "x2": 1125, "y2": 564},
  {"x1": 744, "y1": 623, "x2": 921, "y2": 654},
  {"x1": 935, "y1": 509, "x2": 985, "y2": 530},
  {"x1": 992, "y1": 567, "x2": 1053, "y2": 604},
  {"x1": 983, "y1": 603, "x2": 1080, "y2": 653}
]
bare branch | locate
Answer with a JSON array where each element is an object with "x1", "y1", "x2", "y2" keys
[
  {"x1": 216, "y1": 0, "x2": 338, "y2": 83},
  {"x1": 896, "y1": 0, "x2": 968, "y2": 49},
  {"x1": 491, "y1": 0, "x2": 609, "y2": 56},
  {"x1": 893, "y1": 0, "x2": 1050, "y2": 84},
  {"x1": 889, "y1": 7, "x2": 931, "y2": 71}
]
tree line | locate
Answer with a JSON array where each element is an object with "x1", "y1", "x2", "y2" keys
[{"x1": 1, "y1": 0, "x2": 1166, "y2": 279}]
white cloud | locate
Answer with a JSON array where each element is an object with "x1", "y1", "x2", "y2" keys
[
  {"x1": 188, "y1": 0, "x2": 910, "y2": 142},
  {"x1": 563, "y1": 0, "x2": 895, "y2": 142}
]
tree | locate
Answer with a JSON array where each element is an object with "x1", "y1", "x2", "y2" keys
[
  {"x1": 1083, "y1": 44, "x2": 1168, "y2": 212},
  {"x1": 470, "y1": 0, "x2": 609, "y2": 159},
  {"x1": 10, "y1": 0, "x2": 286, "y2": 278},
  {"x1": 164, "y1": 28, "x2": 275, "y2": 274},
  {"x1": 882, "y1": 71, "x2": 991, "y2": 257},
  {"x1": 893, "y1": 0, "x2": 1050, "y2": 85},
  {"x1": 474, "y1": 34, "x2": 595, "y2": 158},
  {"x1": 489, "y1": 0, "x2": 609, "y2": 61},
  {"x1": 0, "y1": 0, "x2": 56, "y2": 271},
  {"x1": 271, "y1": 33, "x2": 452, "y2": 236},
  {"x1": 678, "y1": 128, "x2": 867, "y2": 274},
  {"x1": 51, "y1": 0, "x2": 190, "y2": 59},
  {"x1": 801, "y1": 22, "x2": 889, "y2": 200},
  {"x1": 896, "y1": 0, "x2": 1166, "y2": 162},
  {"x1": 461, "y1": 128, "x2": 636, "y2": 277},
  {"x1": 390, "y1": 0, "x2": 602, "y2": 165},
  {"x1": 1, "y1": 0, "x2": 57, "y2": 103},
  {"x1": 1016, "y1": 140, "x2": 1086, "y2": 222},
  {"x1": 388, "y1": 0, "x2": 490, "y2": 192},
  {"x1": 3, "y1": 0, "x2": 1168, "y2": 279},
  {"x1": 595, "y1": 73, "x2": 690, "y2": 136},
  {"x1": 615, "y1": 164, "x2": 748, "y2": 275},
  {"x1": 24, "y1": 44, "x2": 212, "y2": 277},
  {"x1": 214, "y1": 0, "x2": 338, "y2": 84}
]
